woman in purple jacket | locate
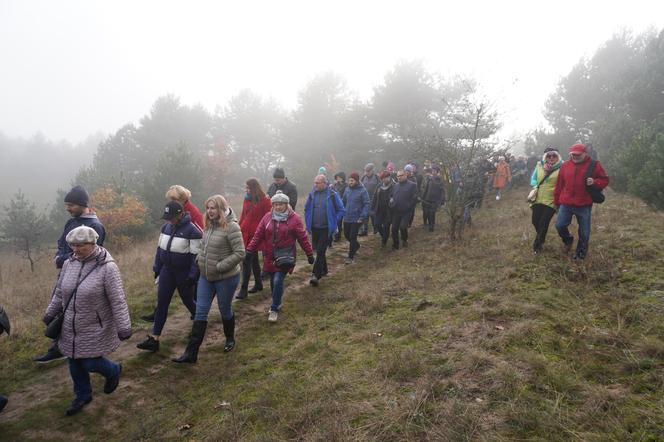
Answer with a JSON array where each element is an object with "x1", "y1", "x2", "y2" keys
[{"x1": 44, "y1": 226, "x2": 131, "y2": 416}]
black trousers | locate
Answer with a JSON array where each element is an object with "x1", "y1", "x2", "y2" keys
[
  {"x1": 391, "y1": 210, "x2": 410, "y2": 248},
  {"x1": 311, "y1": 227, "x2": 330, "y2": 278},
  {"x1": 375, "y1": 214, "x2": 391, "y2": 244},
  {"x1": 343, "y1": 222, "x2": 361, "y2": 258},
  {"x1": 423, "y1": 204, "x2": 437, "y2": 229},
  {"x1": 531, "y1": 203, "x2": 556, "y2": 251},
  {"x1": 241, "y1": 251, "x2": 262, "y2": 289}
]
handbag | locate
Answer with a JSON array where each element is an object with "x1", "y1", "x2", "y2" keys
[
  {"x1": 584, "y1": 159, "x2": 605, "y2": 204},
  {"x1": 526, "y1": 169, "x2": 553, "y2": 203},
  {"x1": 271, "y1": 220, "x2": 295, "y2": 270},
  {"x1": 45, "y1": 256, "x2": 104, "y2": 339}
]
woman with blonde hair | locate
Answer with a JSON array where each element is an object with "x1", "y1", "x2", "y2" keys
[
  {"x1": 173, "y1": 195, "x2": 245, "y2": 363},
  {"x1": 166, "y1": 185, "x2": 204, "y2": 232}
]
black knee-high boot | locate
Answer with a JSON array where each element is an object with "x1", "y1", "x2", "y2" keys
[{"x1": 172, "y1": 320, "x2": 207, "y2": 363}]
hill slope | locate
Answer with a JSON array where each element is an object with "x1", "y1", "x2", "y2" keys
[{"x1": 1, "y1": 189, "x2": 663, "y2": 440}]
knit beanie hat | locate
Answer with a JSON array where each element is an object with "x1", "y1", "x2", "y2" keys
[
  {"x1": 318, "y1": 166, "x2": 327, "y2": 175},
  {"x1": 404, "y1": 164, "x2": 414, "y2": 173},
  {"x1": 273, "y1": 168, "x2": 286, "y2": 179},
  {"x1": 64, "y1": 185, "x2": 89, "y2": 207},
  {"x1": 349, "y1": 171, "x2": 360, "y2": 182},
  {"x1": 271, "y1": 190, "x2": 290, "y2": 204},
  {"x1": 334, "y1": 171, "x2": 346, "y2": 181},
  {"x1": 66, "y1": 226, "x2": 99, "y2": 244},
  {"x1": 543, "y1": 146, "x2": 558, "y2": 154}
]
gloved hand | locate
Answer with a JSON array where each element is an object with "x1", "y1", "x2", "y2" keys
[
  {"x1": 118, "y1": 330, "x2": 132, "y2": 341},
  {"x1": 307, "y1": 255, "x2": 315, "y2": 265}
]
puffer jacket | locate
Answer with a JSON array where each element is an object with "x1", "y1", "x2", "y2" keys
[
  {"x1": 153, "y1": 213, "x2": 202, "y2": 280},
  {"x1": 530, "y1": 152, "x2": 563, "y2": 209},
  {"x1": 342, "y1": 184, "x2": 370, "y2": 223},
  {"x1": 554, "y1": 156, "x2": 609, "y2": 207},
  {"x1": 239, "y1": 195, "x2": 272, "y2": 247},
  {"x1": 44, "y1": 247, "x2": 131, "y2": 359},
  {"x1": 246, "y1": 210, "x2": 314, "y2": 274},
  {"x1": 197, "y1": 209, "x2": 246, "y2": 281}
]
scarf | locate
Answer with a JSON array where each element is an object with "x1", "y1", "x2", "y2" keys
[
  {"x1": 272, "y1": 209, "x2": 289, "y2": 222},
  {"x1": 544, "y1": 161, "x2": 554, "y2": 172}
]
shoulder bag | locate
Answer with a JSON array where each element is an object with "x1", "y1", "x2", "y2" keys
[
  {"x1": 527, "y1": 168, "x2": 552, "y2": 203},
  {"x1": 271, "y1": 220, "x2": 295, "y2": 270},
  {"x1": 584, "y1": 159, "x2": 605, "y2": 204}
]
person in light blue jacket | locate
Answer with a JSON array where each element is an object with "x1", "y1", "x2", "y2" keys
[{"x1": 342, "y1": 172, "x2": 370, "y2": 264}]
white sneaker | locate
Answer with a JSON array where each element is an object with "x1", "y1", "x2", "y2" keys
[
  {"x1": 496, "y1": 195, "x2": 501, "y2": 201},
  {"x1": 268, "y1": 310, "x2": 278, "y2": 322}
]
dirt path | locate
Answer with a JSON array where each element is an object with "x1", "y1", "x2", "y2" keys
[{"x1": 0, "y1": 232, "x2": 379, "y2": 423}]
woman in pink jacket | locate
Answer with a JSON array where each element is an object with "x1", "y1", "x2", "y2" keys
[
  {"x1": 43, "y1": 226, "x2": 131, "y2": 416},
  {"x1": 246, "y1": 191, "x2": 314, "y2": 322}
]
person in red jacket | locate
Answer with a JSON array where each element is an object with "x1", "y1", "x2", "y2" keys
[
  {"x1": 166, "y1": 185, "x2": 204, "y2": 232},
  {"x1": 246, "y1": 191, "x2": 314, "y2": 322},
  {"x1": 554, "y1": 143, "x2": 609, "y2": 260},
  {"x1": 236, "y1": 178, "x2": 272, "y2": 299}
]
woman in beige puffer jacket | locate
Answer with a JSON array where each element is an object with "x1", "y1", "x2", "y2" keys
[{"x1": 173, "y1": 195, "x2": 245, "y2": 363}]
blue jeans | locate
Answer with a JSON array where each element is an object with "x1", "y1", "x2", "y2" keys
[
  {"x1": 269, "y1": 271, "x2": 287, "y2": 312},
  {"x1": 68, "y1": 357, "x2": 120, "y2": 401},
  {"x1": 195, "y1": 273, "x2": 240, "y2": 321},
  {"x1": 556, "y1": 204, "x2": 592, "y2": 257}
]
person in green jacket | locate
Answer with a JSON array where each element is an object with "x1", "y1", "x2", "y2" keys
[
  {"x1": 530, "y1": 147, "x2": 563, "y2": 255},
  {"x1": 173, "y1": 195, "x2": 245, "y2": 363}
]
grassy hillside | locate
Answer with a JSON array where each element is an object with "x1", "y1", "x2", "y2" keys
[{"x1": 1, "y1": 189, "x2": 663, "y2": 440}]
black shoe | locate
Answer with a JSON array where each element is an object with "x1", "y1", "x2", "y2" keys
[
  {"x1": 33, "y1": 345, "x2": 65, "y2": 364},
  {"x1": 222, "y1": 316, "x2": 235, "y2": 353},
  {"x1": 104, "y1": 364, "x2": 122, "y2": 394},
  {"x1": 0, "y1": 395, "x2": 7, "y2": 413},
  {"x1": 358, "y1": 231, "x2": 368, "y2": 237},
  {"x1": 140, "y1": 311, "x2": 155, "y2": 322},
  {"x1": 309, "y1": 275, "x2": 319, "y2": 287},
  {"x1": 65, "y1": 397, "x2": 92, "y2": 416},
  {"x1": 248, "y1": 284, "x2": 263, "y2": 293},
  {"x1": 236, "y1": 288, "x2": 248, "y2": 300},
  {"x1": 173, "y1": 321, "x2": 207, "y2": 363},
  {"x1": 572, "y1": 253, "x2": 586, "y2": 261},
  {"x1": 428, "y1": 225, "x2": 434, "y2": 232},
  {"x1": 136, "y1": 335, "x2": 159, "y2": 352}
]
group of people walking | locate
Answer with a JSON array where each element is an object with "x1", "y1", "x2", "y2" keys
[{"x1": 3, "y1": 144, "x2": 607, "y2": 417}]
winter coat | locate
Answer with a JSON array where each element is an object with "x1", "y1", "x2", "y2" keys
[
  {"x1": 422, "y1": 175, "x2": 445, "y2": 206},
  {"x1": 360, "y1": 173, "x2": 380, "y2": 201},
  {"x1": 530, "y1": 153, "x2": 563, "y2": 209},
  {"x1": 304, "y1": 188, "x2": 346, "y2": 238},
  {"x1": 372, "y1": 184, "x2": 394, "y2": 222},
  {"x1": 554, "y1": 156, "x2": 609, "y2": 207},
  {"x1": 246, "y1": 210, "x2": 314, "y2": 274},
  {"x1": 239, "y1": 195, "x2": 272, "y2": 247},
  {"x1": 391, "y1": 180, "x2": 419, "y2": 212},
  {"x1": 332, "y1": 181, "x2": 347, "y2": 200},
  {"x1": 267, "y1": 179, "x2": 298, "y2": 210},
  {"x1": 153, "y1": 213, "x2": 202, "y2": 280},
  {"x1": 342, "y1": 184, "x2": 370, "y2": 223},
  {"x1": 56, "y1": 213, "x2": 106, "y2": 269},
  {"x1": 197, "y1": 209, "x2": 245, "y2": 281},
  {"x1": 44, "y1": 247, "x2": 131, "y2": 359},
  {"x1": 493, "y1": 161, "x2": 512, "y2": 189},
  {"x1": 183, "y1": 200, "x2": 204, "y2": 232}
]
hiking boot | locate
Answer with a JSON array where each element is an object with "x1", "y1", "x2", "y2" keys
[
  {"x1": 344, "y1": 257, "x2": 354, "y2": 265},
  {"x1": 268, "y1": 310, "x2": 278, "y2": 322},
  {"x1": 33, "y1": 345, "x2": 65, "y2": 364},
  {"x1": 136, "y1": 335, "x2": 159, "y2": 352},
  {"x1": 104, "y1": 364, "x2": 122, "y2": 394},
  {"x1": 248, "y1": 284, "x2": 263, "y2": 293},
  {"x1": 236, "y1": 288, "x2": 248, "y2": 300},
  {"x1": 222, "y1": 316, "x2": 235, "y2": 353},
  {"x1": 65, "y1": 397, "x2": 92, "y2": 416},
  {"x1": 309, "y1": 275, "x2": 319, "y2": 287},
  {"x1": 140, "y1": 311, "x2": 155, "y2": 322},
  {"x1": 173, "y1": 320, "x2": 207, "y2": 363},
  {"x1": 572, "y1": 253, "x2": 586, "y2": 261}
]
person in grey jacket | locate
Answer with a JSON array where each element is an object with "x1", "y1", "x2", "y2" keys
[
  {"x1": 421, "y1": 165, "x2": 445, "y2": 232},
  {"x1": 173, "y1": 195, "x2": 245, "y2": 363},
  {"x1": 267, "y1": 168, "x2": 298, "y2": 210},
  {"x1": 43, "y1": 226, "x2": 131, "y2": 416},
  {"x1": 342, "y1": 172, "x2": 370, "y2": 264},
  {"x1": 360, "y1": 163, "x2": 380, "y2": 236}
]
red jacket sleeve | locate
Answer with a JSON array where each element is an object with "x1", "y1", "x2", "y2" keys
[{"x1": 247, "y1": 213, "x2": 268, "y2": 253}]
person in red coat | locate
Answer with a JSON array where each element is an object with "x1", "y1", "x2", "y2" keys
[
  {"x1": 166, "y1": 185, "x2": 204, "y2": 232},
  {"x1": 554, "y1": 143, "x2": 609, "y2": 260},
  {"x1": 237, "y1": 178, "x2": 272, "y2": 299},
  {"x1": 246, "y1": 191, "x2": 314, "y2": 322}
]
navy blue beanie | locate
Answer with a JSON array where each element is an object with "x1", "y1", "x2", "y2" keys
[{"x1": 64, "y1": 185, "x2": 89, "y2": 207}]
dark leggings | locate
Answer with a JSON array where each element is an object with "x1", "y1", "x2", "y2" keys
[
  {"x1": 343, "y1": 222, "x2": 361, "y2": 258},
  {"x1": 311, "y1": 227, "x2": 330, "y2": 278},
  {"x1": 531, "y1": 203, "x2": 556, "y2": 251},
  {"x1": 391, "y1": 210, "x2": 410, "y2": 248},
  {"x1": 240, "y1": 252, "x2": 262, "y2": 289},
  {"x1": 153, "y1": 269, "x2": 196, "y2": 336}
]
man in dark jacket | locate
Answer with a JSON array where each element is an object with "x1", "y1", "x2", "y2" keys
[
  {"x1": 360, "y1": 163, "x2": 380, "y2": 236},
  {"x1": 342, "y1": 172, "x2": 370, "y2": 264},
  {"x1": 391, "y1": 170, "x2": 419, "y2": 249},
  {"x1": 332, "y1": 172, "x2": 347, "y2": 242},
  {"x1": 422, "y1": 165, "x2": 445, "y2": 232},
  {"x1": 304, "y1": 175, "x2": 345, "y2": 286},
  {"x1": 267, "y1": 168, "x2": 298, "y2": 210},
  {"x1": 34, "y1": 185, "x2": 107, "y2": 364},
  {"x1": 372, "y1": 171, "x2": 395, "y2": 247},
  {"x1": 137, "y1": 201, "x2": 202, "y2": 352},
  {"x1": 554, "y1": 143, "x2": 609, "y2": 260}
]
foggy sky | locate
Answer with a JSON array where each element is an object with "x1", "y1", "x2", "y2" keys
[{"x1": 1, "y1": 0, "x2": 663, "y2": 144}]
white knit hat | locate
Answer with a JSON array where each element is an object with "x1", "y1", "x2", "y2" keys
[
  {"x1": 271, "y1": 190, "x2": 290, "y2": 204},
  {"x1": 66, "y1": 226, "x2": 99, "y2": 244}
]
